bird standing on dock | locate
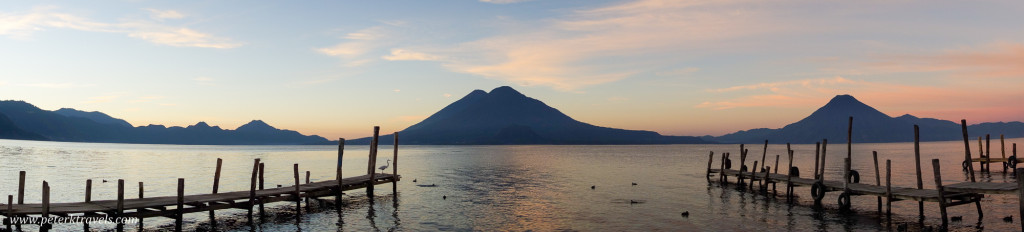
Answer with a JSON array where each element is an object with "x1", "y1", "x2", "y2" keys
[
  {"x1": 378, "y1": 159, "x2": 391, "y2": 174},
  {"x1": 413, "y1": 179, "x2": 417, "y2": 182},
  {"x1": 631, "y1": 182, "x2": 637, "y2": 186},
  {"x1": 681, "y1": 211, "x2": 689, "y2": 217},
  {"x1": 1003, "y1": 215, "x2": 1013, "y2": 222},
  {"x1": 591, "y1": 185, "x2": 595, "y2": 189}
]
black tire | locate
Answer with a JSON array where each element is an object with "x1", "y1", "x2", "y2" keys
[
  {"x1": 789, "y1": 167, "x2": 800, "y2": 177},
  {"x1": 838, "y1": 192, "x2": 852, "y2": 210},
  {"x1": 847, "y1": 170, "x2": 860, "y2": 184},
  {"x1": 811, "y1": 182, "x2": 826, "y2": 201},
  {"x1": 725, "y1": 159, "x2": 732, "y2": 169}
]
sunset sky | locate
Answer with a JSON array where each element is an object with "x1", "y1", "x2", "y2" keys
[{"x1": 1, "y1": 1, "x2": 1022, "y2": 139}]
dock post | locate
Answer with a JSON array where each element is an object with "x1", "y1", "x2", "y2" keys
[
  {"x1": 813, "y1": 142, "x2": 821, "y2": 179},
  {"x1": 247, "y1": 159, "x2": 260, "y2": 224},
  {"x1": 41, "y1": 181, "x2": 49, "y2": 232},
  {"x1": 961, "y1": 120, "x2": 976, "y2": 182},
  {"x1": 259, "y1": 162, "x2": 265, "y2": 218},
  {"x1": 1001, "y1": 135, "x2": 1007, "y2": 172},
  {"x1": 210, "y1": 158, "x2": 221, "y2": 225},
  {"x1": 176, "y1": 178, "x2": 184, "y2": 232},
  {"x1": 17, "y1": 171, "x2": 25, "y2": 205},
  {"x1": 393, "y1": 132, "x2": 399, "y2": 192},
  {"x1": 773, "y1": 154, "x2": 780, "y2": 194},
  {"x1": 750, "y1": 161, "x2": 758, "y2": 190},
  {"x1": 820, "y1": 140, "x2": 828, "y2": 181},
  {"x1": 706, "y1": 151, "x2": 714, "y2": 182},
  {"x1": 294, "y1": 164, "x2": 301, "y2": 217},
  {"x1": 932, "y1": 159, "x2": 948, "y2": 228},
  {"x1": 139, "y1": 181, "x2": 145, "y2": 228},
  {"x1": 336, "y1": 139, "x2": 344, "y2": 209},
  {"x1": 117, "y1": 179, "x2": 124, "y2": 232},
  {"x1": 367, "y1": 127, "x2": 380, "y2": 196},
  {"x1": 720, "y1": 153, "x2": 727, "y2": 183},
  {"x1": 886, "y1": 160, "x2": 892, "y2": 224},
  {"x1": 305, "y1": 170, "x2": 311, "y2": 205},
  {"x1": 1016, "y1": 167, "x2": 1024, "y2": 232},
  {"x1": 987, "y1": 134, "x2": 992, "y2": 173},
  {"x1": 5, "y1": 195, "x2": 10, "y2": 230},
  {"x1": 873, "y1": 151, "x2": 881, "y2": 215},
  {"x1": 786, "y1": 150, "x2": 795, "y2": 201},
  {"x1": 85, "y1": 179, "x2": 92, "y2": 231},
  {"x1": 759, "y1": 140, "x2": 768, "y2": 188},
  {"x1": 840, "y1": 158, "x2": 851, "y2": 211},
  {"x1": 913, "y1": 125, "x2": 924, "y2": 220},
  {"x1": 847, "y1": 117, "x2": 852, "y2": 164}
]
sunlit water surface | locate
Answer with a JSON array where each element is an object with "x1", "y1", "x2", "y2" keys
[{"x1": 1, "y1": 138, "x2": 1022, "y2": 231}]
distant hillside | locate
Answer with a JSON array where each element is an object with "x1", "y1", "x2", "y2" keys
[
  {"x1": 351, "y1": 86, "x2": 709, "y2": 145},
  {"x1": 0, "y1": 111, "x2": 46, "y2": 140},
  {"x1": 710, "y1": 95, "x2": 1024, "y2": 143},
  {"x1": 0, "y1": 100, "x2": 329, "y2": 145}
]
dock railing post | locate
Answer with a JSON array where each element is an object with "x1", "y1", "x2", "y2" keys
[
  {"x1": 17, "y1": 171, "x2": 25, "y2": 205},
  {"x1": 886, "y1": 160, "x2": 893, "y2": 225},
  {"x1": 176, "y1": 178, "x2": 184, "y2": 232},
  {"x1": 739, "y1": 145, "x2": 747, "y2": 185},
  {"x1": 962, "y1": 119, "x2": 976, "y2": 182},
  {"x1": 85, "y1": 179, "x2": 92, "y2": 231},
  {"x1": 720, "y1": 153, "x2": 727, "y2": 183},
  {"x1": 813, "y1": 142, "x2": 821, "y2": 179},
  {"x1": 759, "y1": 140, "x2": 768, "y2": 188},
  {"x1": 931, "y1": 159, "x2": 949, "y2": 228},
  {"x1": 913, "y1": 125, "x2": 924, "y2": 220},
  {"x1": 820, "y1": 140, "x2": 828, "y2": 181},
  {"x1": 786, "y1": 150, "x2": 794, "y2": 201},
  {"x1": 1001, "y1": 135, "x2": 1007, "y2": 172},
  {"x1": 336, "y1": 138, "x2": 344, "y2": 209},
  {"x1": 706, "y1": 151, "x2": 714, "y2": 182}
]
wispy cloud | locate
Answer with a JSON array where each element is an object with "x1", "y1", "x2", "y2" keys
[
  {"x1": 479, "y1": 0, "x2": 535, "y2": 4},
  {"x1": 144, "y1": 9, "x2": 184, "y2": 20},
  {"x1": 84, "y1": 95, "x2": 120, "y2": 104},
  {"x1": 382, "y1": 49, "x2": 441, "y2": 61},
  {"x1": 868, "y1": 43, "x2": 1024, "y2": 78},
  {"x1": 317, "y1": 26, "x2": 392, "y2": 66},
  {"x1": 19, "y1": 82, "x2": 96, "y2": 89},
  {"x1": 0, "y1": 7, "x2": 240, "y2": 48}
]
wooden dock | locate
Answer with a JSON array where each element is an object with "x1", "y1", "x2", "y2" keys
[
  {"x1": 0, "y1": 126, "x2": 400, "y2": 232},
  {"x1": 705, "y1": 118, "x2": 1024, "y2": 230}
]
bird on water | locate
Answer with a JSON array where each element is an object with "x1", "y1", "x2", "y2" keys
[
  {"x1": 590, "y1": 185, "x2": 595, "y2": 189},
  {"x1": 681, "y1": 211, "x2": 689, "y2": 217}
]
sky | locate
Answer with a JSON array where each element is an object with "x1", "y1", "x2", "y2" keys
[{"x1": 1, "y1": 0, "x2": 1023, "y2": 140}]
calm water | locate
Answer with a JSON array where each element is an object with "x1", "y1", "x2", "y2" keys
[{"x1": 1, "y1": 138, "x2": 1022, "y2": 231}]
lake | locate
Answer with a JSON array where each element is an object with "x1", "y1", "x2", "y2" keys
[{"x1": 1, "y1": 138, "x2": 1022, "y2": 231}]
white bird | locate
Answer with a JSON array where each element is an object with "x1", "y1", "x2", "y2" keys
[{"x1": 378, "y1": 159, "x2": 391, "y2": 174}]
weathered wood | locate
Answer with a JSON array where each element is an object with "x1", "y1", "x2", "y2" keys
[
  {"x1": 886, "y1": 160, "x2": 892, "y2": 223},
  {"x1": 843, "y1": 158, "x2": 851, "y2": 191},
  {"x1": 337, "y1": 138, "x2": 345, "y2": 209},
  {"x1": 873, "y1": 151, "x2": 881, "y2": 215},
  {"x1": 932, "y1": 159, "x2": 948, "y2": 228},
  {"x1": 367, "y1": 126, "x2": 380, "y2": 195},
  {"x1": 1017, "y1": 168, "x2": 1024, "y2": 232},
  {"x1": 393, "y1": 132, "x2": 400, "y2": 192},
  {"x1": 174, "y1": 178, "x2": 183, "y2": 232},
  {"x1": 258, "y1": 162, "x2": 265, "y2": 217},
  {"x1": 6, "y1": 195, "x2": 11, "y2": 231},
  {"x1": 820, "y1": 140, "x2": 828, "y2": 181},
  {"x1": 759, "y1": 140, "x2": 768, "y2": 187},
  {"x1": 139, "y1": 182, "x2": 144, "y2": 199},
  {"x1": 814, "y1": 142, "x2": 821, "y2": 179},
  {"x1": 773, "y1": 154, "x2": 780, "y2": 193},
  {"x1": 786, "y1": 150, "x2": 794, "y2": 201},
  {"x1": 42, "y1": 181, "x2": 49, "y2": 232},
  {"x1": 961, "y1": 119, "x2": 976, "y2": 182},
  {"x1": 18, "y1": 171, "x2": 25, "y2": 204},
  {"x1": 847, "y1": 117, "x2": 853, "y2": 164},
  {"x1": 210, "y1": 158, "x2": 222, "y2": 223},
  {"x1": 85, "y1": 179, "x2": 92, "y2": 203},
  {"x1": 750, "y1": 161, "x2": 758, "y2": 190},
  {"x1": 739, "y1": 144, "x2": 747, "y2": 185},
  {"x1": 706, "y1": 151, "x2": 714, "y2": 182},
  {"x1": 117, "y1": 179, "x2": 124, "y2": 216},
  {"x1": 914, "y1": 125, "x2": 924, "y2": 220},
  {"x1": 293, "y1": 163, "x2": 301, "y2": 217},
  {"x1": 721, "y1": 153, "x2": 728, "y2": 183},
  {"x1": 247, "y1": 158, "x2": 260, "y2": 223},
  {"x1": 305, "y1": 170, "x2": 311, "y2": 203},
  {"x1": 986, "y1": 134, "x2": 991, "y2": 172}
]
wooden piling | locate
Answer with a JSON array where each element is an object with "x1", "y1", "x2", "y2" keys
[
  {"x1": 720, "y1": 152, "x2": 727, "y2": 183},
  {"x1": 85, "y1": 179, "x2": 92, "y2": 202},
  {"x1": 773, "y1": 154, "x2": 780, "y2": 193},
  {"x1": 337, "y1": 138, "x2": 345, "y2": 209},
  {"x1": 961, "y1": 119, "x2": 976, "y2": 182},
  {"x1": 393, "y1": 132, "x2": 399, "y2": 192},
  {"x1": 843, "y1": 158, "x2": 851, "y2": 191},
  {"x1": 41, "y1": 181, "x2": 49, "y2": 232},
  {"x1": 886, "y1": 160, "x2": 892, "y2": 221},
  {"x1": 786, "y1": 150, "x2": 794, "y2": 201},
  {"x1": 873, "y1": 151, "x2": 881, "y2": 215},
  {"x1": 247, "y1": 158, "x2": 260, "y2": 223},
  {"x1": 914, "y1": 125, "x2": 924, "y2": 220},
  {"x1": 750, "y1": 161, "x2": 758, "y2": 190},
  {"x1": 759, "y1": 140, "x2": 768, "y2": 186},
  {"x1": 6, "y1": 195, "x2": 11, "y2": 231},
  {"x1": 847, "y1": 117, "x2": 852, "y2": 164},
  {"x1": 1016, "y1": 167, "x2": 1024, "y2": 232},
  {"x1": 986, "y1": 134, "x2": 992, "y2": 172},
  {"x1": 210, "y1": 158, "x2": 222, "y2": 223},
  {"x1": 139, "y1": 182, "x2": 144, "y2": 199},
  {"x1": 367, "y1": 126, "x2": 380, "y2": 195},
  {"x1": 739, "y1": 144, "x2": 746, "y2": 185},
  {"x1": 706, "y1": 151, "x2": 714, "y2": 182},
  {"x1": 293, "y1": 163, "x2": 301, "y2": 217},
  {"x1": 305, "y1": 170, "x2": 311, "y2": 204},
  {"x1": 117, "y1": 179, "x2": 124, "y2": 231},
  {"x1": 176, "y1": 178, "x2": 184, "y2": 232},
  {"x1": 820, "y1": 140, "x2": 828, "y2": 181},
  {"x1": 932, "y1": 159, "x2": 948, "y2": 228},
  {"x1": 814, "y1": 142, "x2": 821, "y2": 179},
  {"x1": 259, "y1": 162, "x2": 265, "y2": 217},
  {"x1": 17, "y1": 171, "x2": 25, "y2": 205},
  {"x1": 1001, "y1": 135, "x2": 1007, "y2": 172}
]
